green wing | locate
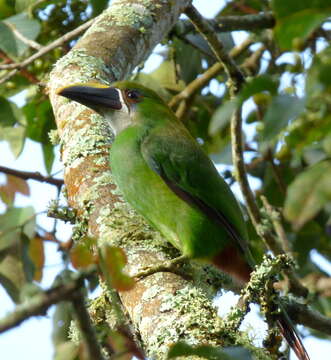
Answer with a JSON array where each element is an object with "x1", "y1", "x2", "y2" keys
[{"x1": 141, "y1": 122, "x2": 251, "y2": 260}]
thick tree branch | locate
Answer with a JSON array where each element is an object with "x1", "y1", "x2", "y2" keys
[
  {"x1": 0, "y1": 165, "x2": 64, "y2": 187},
  {"x1": 173, "y1": 12, "x2": 275, "y2": 36}
]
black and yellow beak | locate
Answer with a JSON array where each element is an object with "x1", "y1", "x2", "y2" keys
[{"x1": 56, "y1": 83, "x2": 122, "y2": 111}]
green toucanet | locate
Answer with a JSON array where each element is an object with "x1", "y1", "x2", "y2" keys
[{"x1": 57, "y1": 81, "x2": 309, "y2": 360}]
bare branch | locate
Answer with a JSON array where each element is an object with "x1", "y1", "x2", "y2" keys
[
  {"x1": 285, "y1": 301, "x2": 331, "y2": 335},
  {"x1": 261, "y1": 195, "x2": 291, "y2": 254},
  {"x1": 0, "y1": 165, "x2": 64, "y2": 187},
  {"x1": 174, "y1": 12, "x2": 275, "y2": 36},
  {"x1": 72, "y1": 291, "x2": 105, "y2": 360}
]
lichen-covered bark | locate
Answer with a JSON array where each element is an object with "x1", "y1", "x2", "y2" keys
[{"x1": 48, "y1": 0, "x2": 258, "y2": 358}]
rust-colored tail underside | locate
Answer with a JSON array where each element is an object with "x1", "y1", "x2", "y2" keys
[{"x1": 212, "y1": 245, "x2": 251, "y2": 284}]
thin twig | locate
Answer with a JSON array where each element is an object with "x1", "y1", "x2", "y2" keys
[
  {"x1": 169, "y1": 36, "x2": 254, "y2": 109},
  {"x1": 0, "y1": 18, "x2": 95, "y2": 84},
  {"x1": 134, "y1": 255, "x2": 190, "y2": 280},
  {"x1": 261, "y1": 195, "x2": 291, "y2": 254},
  {"x1": 215, "y1": 12, "x2": 275, "y2": 32},
  {"x1": 231, "y1": 109, "x2": 263, "y2": 226},
  {"x1": 0, "y1": 50, "x2": 39, "y2": 83},
  {"x1": 185, "y1": 4, "x2": 245, "y2": 95},
  {"x1": 0, "y1": 165, "x2": 64, "y2": 187},
  {"x1": 241, "y1": 44, "x2": 266, "y2": 76},
  {"x1": 0, "y1": 267, "x2": 96, "y2": 334},
  {"x1": 265, "y1": 149, "x2": 286, "y2": 195},
  {"x1": 72, "y1": 291, "x2": 105, "y2": 360}
]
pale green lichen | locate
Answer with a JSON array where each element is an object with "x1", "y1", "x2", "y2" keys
[
  {"x1": 47, "y1": 200, "x2": 76, "y2": 223},
  {"x1": 54, "y1": 49, "x2": 110, "y2": 84},
  {"x1": 68, "y1": 320, "x2": 81, "y2": 345},
  {"x1": 145, "y1": 286, "x2": 223, "y2": 358},
  {"x1": 141, "y1": 284, "x2": 162, "y2": 301},
  {"x1": 48, "y1": 129, "x2": 60, "y2": 145},
  {"x1": 60, "y1": 112, "x2": 112, "y2": 167},
  {"x1": 94, "y1": 156, "x2": 108, "y2": 166},
  {"x1": 88, "y1": 291, "x2": 120, "y2": 329},
  {"x1": 97, "y1": 200, "x2": 157, "y2": 248},
  {"x1": 100, "y1": 0, "x2": 154, "y2": 32}
]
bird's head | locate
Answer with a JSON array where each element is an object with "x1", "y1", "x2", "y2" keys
[{"x1": 56, "y1": 81, "x2": 166, "y2": 135}]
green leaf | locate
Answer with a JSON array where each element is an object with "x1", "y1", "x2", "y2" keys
[
  {"x1": 0, "y1": 13, "x2": 41, "y2": 57},
  {"x1": 322, "y1": 132, "x2": 331, "y2": 156},
  {"x1": 303, "y1": 144, "x2": 327, "y2": 165},
  {"x1": 70, "y1": 237, "x2": 96, "y2": 270},
  {"x1": 0, "y1": 126, "x2": 26, "y2": 158},
  {"x1": 173, "y1": 38, "x2": 202, "y2": 84},
  {"x1": 149, "y1": 59, "x2": 185, "y2": 92},
  {"x1": 240, "y1": 75, "x2": 279, "y2": 101},
  {"x1": 28, "y1": 234, "x2": 45, "y2": 282},
  {"x1": 272, "y1": 0, "x2": 331, "y2": 49},
  {"x1": 0, "y1": 174, "x2": 30, "y2": 205},
  {"x1": 100, "y1": 245, "x2": 134, "y2": 291},
  {"x1": 0, "y1": 206, "x2": 35, "y2": 251},
  {"x1": 0, "y1": 96, "x2": 18, "y2": 126},
  {"x1": 306, "y1": 46, "x2": 331, "y2": 97},
  {"x1": 133, "y1": 72, "x2": 171, "y2": 101},
  {"x1": 168, "y1": 342, "x2": 252, "y2": 359},
  {"x1": 0, "y1": 245, "x2": 26, "y2": 303},
  {"x1": 24, "y1": 98, "x2": 57, "y2": 144},
  {"x1": 209, "y1": 76, "x2": 280, "y2": 135},
  {"x1": 209, "y1": 98, "x2": 239, "y2": 135},
  {"x1": 284, "y1": 160, "x2": 331, "y2": 229},
  {"x1": 42, "y1": 142, "x2": 55, "y2": 174},
  {"x1": 108, "y1": 329, "x2": 145, "y2": 359},
  {"x1": 210, "y1": 141, "x2": 232, "y2": 165},
  {"x1": 0, "y1": 207, "x2": 35, "y2": 302},
  {"x1": 15, "y1": 0, "x2": 34, "y2": 12},
  {"x1": 262, "y1": 94, "x2": 305, "y2": 146},
  {"x1": 184, "y1": 32, "x2": 234, "y2": 62},
  {"x1": 0, "y1": 0, "x2": 15, "y2": 20},
  {"x1": 293, "y1": 221, "x2": 323, "y2": 266},
  {"x1": 21, "y1": 233, "x2": 35, "y2": 282},
  {"x1": 52, "y1": 302, "x2": 74, "y2": 346},
  {"x1": 90, "y1": 0, "x2": 109, "y2": 16}
]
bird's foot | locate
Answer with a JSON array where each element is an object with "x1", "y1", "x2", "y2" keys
[{"x1": 134, "y1": 255, "x2": 190, "y2": 280}]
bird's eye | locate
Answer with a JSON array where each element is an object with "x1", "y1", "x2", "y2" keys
[{"x1": 126, "y1": 89, "x2": 141, "y2": 101}]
